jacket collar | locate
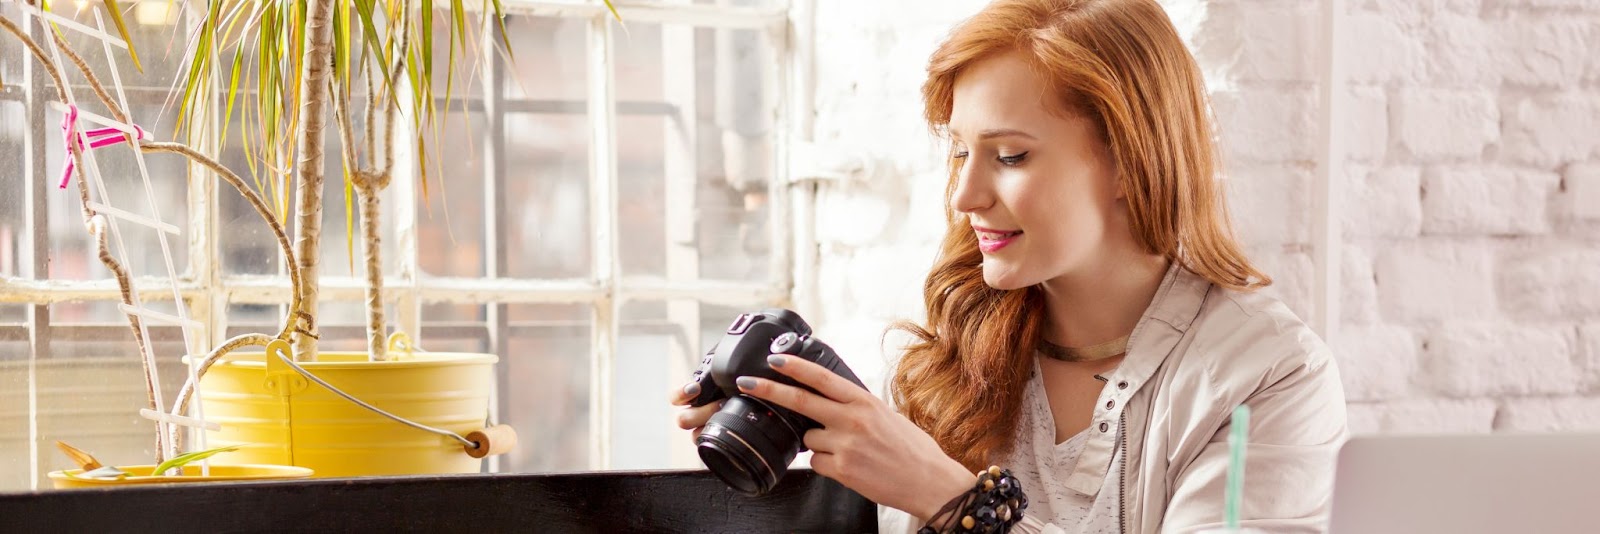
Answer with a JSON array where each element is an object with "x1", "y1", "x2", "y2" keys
[{"x1": 1062, "y1": 260, "x2": 1213, "y2": 496}]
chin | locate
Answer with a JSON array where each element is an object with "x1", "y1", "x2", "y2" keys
[{"x1": 981, "y1": 263, "x2": 1036, "y2": 291}]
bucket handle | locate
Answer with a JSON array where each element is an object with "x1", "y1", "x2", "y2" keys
[{"x1": 260, "y1": 339, "x2": 517, "y2": 459}]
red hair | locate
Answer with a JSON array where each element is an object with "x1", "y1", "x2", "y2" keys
[{"x1": 892, "y1": 0, "x2": 1268, "y2": 470}]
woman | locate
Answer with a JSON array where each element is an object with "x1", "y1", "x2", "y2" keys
[{"x1": 673, "y1": 0, "x2": 1348, "y2": 532}]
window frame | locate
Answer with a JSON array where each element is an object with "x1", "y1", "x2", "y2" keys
[{"x1": 0, "y1": 0, "x2": 805, "y2": 488}]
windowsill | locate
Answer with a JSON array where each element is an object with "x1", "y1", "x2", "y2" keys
[{"x1": 0, "y1": 468, "x2": 876, "y2": 532}]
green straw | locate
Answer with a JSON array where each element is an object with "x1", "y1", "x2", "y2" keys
[{"x1": 1224, "y1": 404, "x2": 1251, "y2": 529}]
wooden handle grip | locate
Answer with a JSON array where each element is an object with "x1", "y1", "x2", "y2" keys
[{"x1": 465, "y1": 425, "x2": 518, "y2": 458}]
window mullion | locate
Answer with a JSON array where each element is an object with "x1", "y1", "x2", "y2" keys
[
  {"x1": 588, "y1": 14, "x2": 619, "y2": 471},
  {"x1": 480, "y1": 25, "x2": 510, "y2": 474},
  {"x1": 21, "y1": 5, "x2": 50, "y2": 492}
]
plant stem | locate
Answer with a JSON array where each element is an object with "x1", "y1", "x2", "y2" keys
[{"x1": 291, "y1": 0, "x2": 340, "y2": 362}]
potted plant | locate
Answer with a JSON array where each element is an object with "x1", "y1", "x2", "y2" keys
[{"x1": 2, "y1": 0, "x2": 603, "y2": 480}]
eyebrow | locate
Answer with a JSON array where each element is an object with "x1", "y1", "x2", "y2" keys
[{"x1": 950, "y1": 128, "x2": 1038, "y2": 141}]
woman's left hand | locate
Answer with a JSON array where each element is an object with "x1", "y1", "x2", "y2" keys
[{"x1": 736, "y1": 354, "x2": 974, "y2": 522}]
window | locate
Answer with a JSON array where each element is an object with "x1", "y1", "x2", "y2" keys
[{"x1": 0, "y1": 0, "x2": 796, "y2": 490}]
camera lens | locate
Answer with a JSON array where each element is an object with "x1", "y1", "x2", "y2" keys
[{"x1": 696, "y1": 395, "x2": 804, "y2": 495}]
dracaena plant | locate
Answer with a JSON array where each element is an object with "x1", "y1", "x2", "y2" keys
[
  {"x1": 1, "y1": 0, "x2": 616, "y2": 463},
  {"x1": 171, "y1": 0, "x2": 618, "y2": 362}
]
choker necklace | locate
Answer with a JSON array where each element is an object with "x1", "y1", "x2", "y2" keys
[{"x1": 1039, "y1": 335, "x2": 1130, "y2": 362}]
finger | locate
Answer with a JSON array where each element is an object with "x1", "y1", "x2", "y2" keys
[
  {"x1": 676, "y1": 402, "x2": 721, "y2": 430},
  {"x1": 802, "y1": 428, "x2": 842, "y2": 454},
  {"x1": 737, "y1": 376, "x2": 845, "y2": 425},
  {"x1": 809, "y1": 450, "x2": 838, "y2": 479},
  {"x1": 668, "y1": 382, "x2": 701, "y2": 406},
  {"x1": 765, "y1": 354, "x2": 869, "y2": 404}
]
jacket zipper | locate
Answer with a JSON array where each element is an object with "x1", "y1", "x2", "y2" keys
[{"x1": 1118, "y1": 408, "x2": 1129, "y2": 534}]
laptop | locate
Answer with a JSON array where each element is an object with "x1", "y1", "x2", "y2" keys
[{"x1": 1328, "y1": 433, "x2": 1600, "y2": 534}]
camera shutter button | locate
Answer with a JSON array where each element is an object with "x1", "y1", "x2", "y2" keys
[{"x1": 770, "y1": 332, "x2": 800, "y2": 353}]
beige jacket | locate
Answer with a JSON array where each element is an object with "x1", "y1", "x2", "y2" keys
[{"x1": 882, "y1": 264, "x2": 1349, "y2": 533}]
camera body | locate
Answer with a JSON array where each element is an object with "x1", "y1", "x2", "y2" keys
[{"x1": 685, "y1": 308, "x2": 867, "y2": 495}]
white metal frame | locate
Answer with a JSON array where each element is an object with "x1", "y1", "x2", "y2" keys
[{"x1": 0, "y1": 0, "x2": 801, "y2": 485}]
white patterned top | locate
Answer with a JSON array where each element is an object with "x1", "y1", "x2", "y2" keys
[{"x1": 879, "y1": 354, "x2": 1123, "y2": 533}]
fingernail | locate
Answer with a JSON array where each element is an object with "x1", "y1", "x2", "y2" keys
[
  {"x1": 767, "y1": 355, "x2": 786, "y2": 368},
  {"x1": 683, "y1": 382, "x2": 701, "y2": 396},
  {"x1": 737, "y1": 376, "x2": 757, "y2": 391}
]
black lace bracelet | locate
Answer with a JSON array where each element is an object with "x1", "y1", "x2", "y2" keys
[{"x1": 917, "y1": 466, "x2": 1029, "y2": 534}]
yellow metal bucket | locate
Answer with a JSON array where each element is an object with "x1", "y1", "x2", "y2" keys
[
  {"x1": 192, "y1": 346, "x2": 498, "y2": 478},
  {"x1": 49, "y1": 464, "x2": 314, "y2": 489}
]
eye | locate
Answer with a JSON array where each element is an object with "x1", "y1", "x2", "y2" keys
[
  {"x1": 998, "y1": 152, "x2": 1028, "y2": 166},
  {"x1": 952, "y1": 148, "x2": 970, "y2": 159}
]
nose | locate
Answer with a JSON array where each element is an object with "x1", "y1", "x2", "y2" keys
[{"x1": 949, "y1": 155, "x2": 994, "y2": 215}]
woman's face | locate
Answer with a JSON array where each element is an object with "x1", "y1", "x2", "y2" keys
[{"x1": 948, "y1": 50, "x2": 1126, "y2": 291}]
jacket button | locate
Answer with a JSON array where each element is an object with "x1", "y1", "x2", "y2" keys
[
  {"x1": 1099, "y1": 422, "x2": 1109, "y2": 433},
  {"x1": 1104, "y1": 400, "x2": 1115, "y2": 410},
  {"x1": 1117, "y1": 381, "x2": 1129, "y2": 390}
]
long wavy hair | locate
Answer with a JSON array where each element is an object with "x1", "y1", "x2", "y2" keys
[{"x1": 892, "y1": 0, "x2": 1270, "y2": 470}]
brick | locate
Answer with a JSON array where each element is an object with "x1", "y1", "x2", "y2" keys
[
  {"x1": 1344, "y1": 166, "x2": 1422, "y2": 238},
  {"x1": 1343, "y1": 86, "x2": 1388, "y2": 162},
  {"x1": 1495, "y1": 17, "x2": 1593, "y2": 87},
  {"x1": 1342, "y1": 243, "x2": 1379, "y2": 325},
  {"x1": 1193, "y1": 1, "x2": 1315, "y2": 82},
  {"x1": 1421, "y1": 323, "x2": 1577, "y2": 397},
  {"x1": 1376, "y1": 241, "x2": 1494, "y2": 321},
  {"x1": 1248, "y1": 246, "x2": 1312, "y2": 321},
  {"x1": 1501, "y1": 249, "x2": 1600, "y2": 320},
  {"x1": 1496, "y1": 398, "x2": 1600, "y2": 432},
  {"x1": 815, "y1": 189, "x2": 896, "y2": 248},
  {"x1": 1344, "y1": 12, "x2": 1428, "y2": 84},
  {"x1": 1332, "y1": 325, "x2": 1419, "y2": 401},
  {"x1": 1485, "y1": 0, "x2": 1600, "y2": 12},
  {"x1": 1422, "y1": 167, "x2": 1558, "y2": 235},
  {"x1": 1354, "y1": 0, "x2": 1484, "y2": 22},
  {"x1": 1392, "y1": 89, "x2": 1499, "y2": 161},
  {"x1": 1581, "y1": 324, "x2": 1600, "y2": 392},
  {"x1": 1225, "y1": 166, "x2": 1310, "y2": 245},
  {"x1": 1424, "y1": 15, "x2": 1502, "y2": 87},
  {"x1": 1502, "y1": 94, "x2": 1600, "y2": 167},
  {"x1": 1211, "y1": 89, "x2": 1317, "y2": 162},
  {"x1": 845, "y1": 245, "x2": 934, "y2": 317},
  {"x1": 1566, "y1": 165, "x2": 1600, "y2": 220},
  {"x1": 1346, "y1": 399, "x2": 1496, "y2": 435}
]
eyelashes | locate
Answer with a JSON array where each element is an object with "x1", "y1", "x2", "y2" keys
[{"x1": 951, "y1": 150, "x2": 1029, "y2": 167}]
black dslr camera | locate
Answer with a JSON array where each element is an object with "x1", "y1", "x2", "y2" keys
[{"x1": 684, "y1": 308, "x2": 867, "y2": 495}]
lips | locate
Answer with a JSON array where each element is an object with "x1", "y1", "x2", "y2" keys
[{"x1": 974, "y1": 226, "x2": 1022, "y2": 253}]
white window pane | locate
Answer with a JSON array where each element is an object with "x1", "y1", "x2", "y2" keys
[
  {"x1": 0, "y1": 101, "x2": 23, "y2": 279},
  {"x1": 504, "y1": 303, "x2": 591, "y2": 473},
  {"x1": 612, "y1": 300, "x2": 769, "y2": 470},
  {"x1": 614, "y1": 24, "x2": 777, "y2": 282},
  {"x1": 418, "y1": 111, "x2": 490, "y2": 278},
  {"x1": 504, "y1": 111, "x2": 591, "y2": 279},
  {"x1": 15, "y1": 301, "x2": 189, "y2": 490}
]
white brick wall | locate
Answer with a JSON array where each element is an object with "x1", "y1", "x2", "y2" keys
[{"x1": 807, "y1": 0, "x2": 1600, "y2": 435}]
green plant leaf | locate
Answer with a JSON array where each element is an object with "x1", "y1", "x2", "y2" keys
[
  {"x1": 99, "y1": 0, "x2": 143, "y2": 73},
  {"x1": 487, "y1": 0, "x2": 512, "y2": 61},
  {"x1": 151, "y1": 445, "x2": 241, "y2": 477},
  {"x1": 601, "y1": 0, "x2": 623, "y2": 24},
  {"x1": 351, "y1": 0, "x2": 396, "y2": 101}
]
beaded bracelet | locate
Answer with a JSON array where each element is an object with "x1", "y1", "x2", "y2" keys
[{"x1": 917, "y1": 466, "x2": 1029, "y2": 534}]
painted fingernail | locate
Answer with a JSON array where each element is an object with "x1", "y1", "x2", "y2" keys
[
  {"x1": 737, "y1": 376, "x2": 757, "y2": 391},
  {"x1": 767, "y1": 355, "x2": 786, "y2": 367},
  {"x1": 683, "y1": 382, "x2": 701, "y2": 396}
]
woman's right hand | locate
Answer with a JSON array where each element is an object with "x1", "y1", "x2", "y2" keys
[{"x1": 669, "y1": 383, "x2": 722, "y2": 443}]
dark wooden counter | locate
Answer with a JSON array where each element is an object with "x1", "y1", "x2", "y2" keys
[{"x1": 0, "y1": 468, "x2": 877, "y2": 533}]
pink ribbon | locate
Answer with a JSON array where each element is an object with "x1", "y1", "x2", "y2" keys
[{"x1": 59, "y1": 104, "x2": 146, "y2": 189}]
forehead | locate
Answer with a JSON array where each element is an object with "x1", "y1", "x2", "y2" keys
[{"x1": 948, "y1": 51, "x2": 1057, "y2": 136}]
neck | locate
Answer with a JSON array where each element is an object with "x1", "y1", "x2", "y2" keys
[{"x1": 1039, "y1": 251, "x2": 1170, "y2": 349}]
